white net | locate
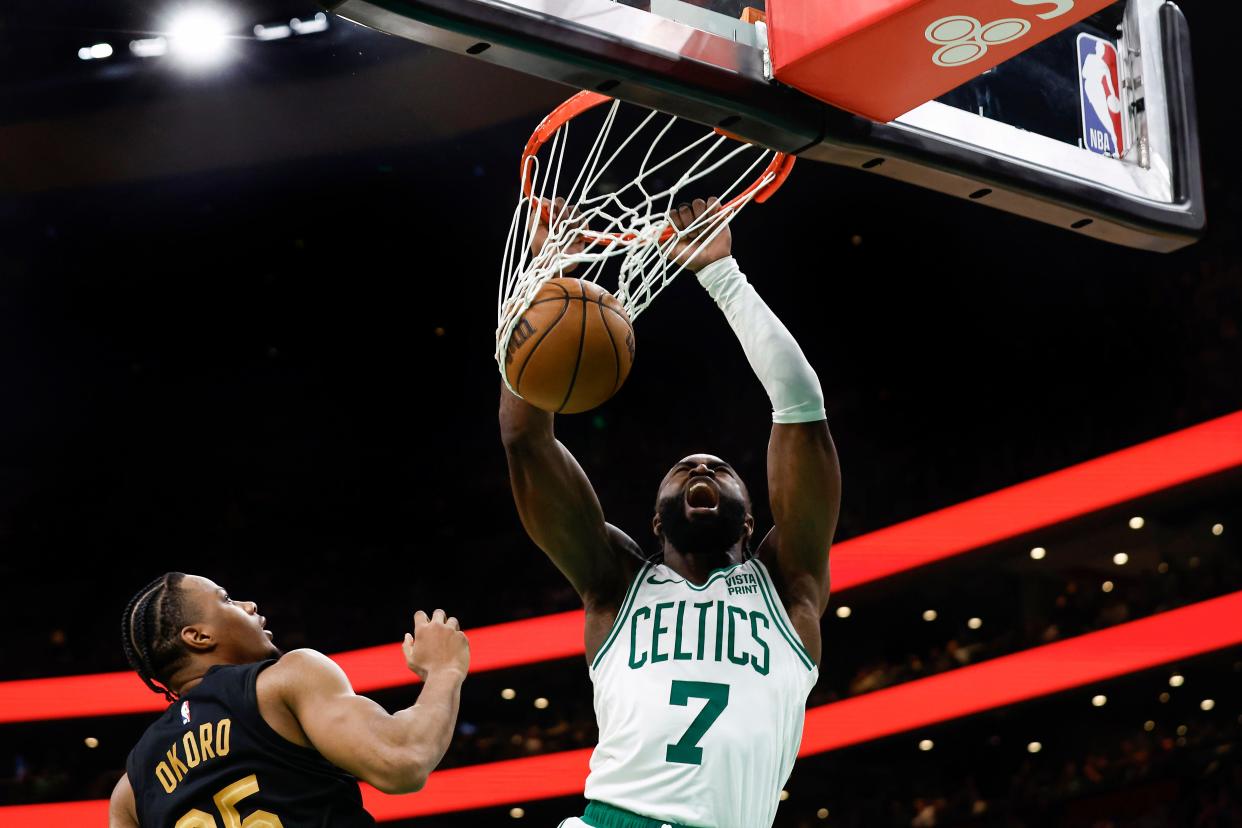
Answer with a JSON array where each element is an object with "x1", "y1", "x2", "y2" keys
[{"x1": 496, "y1": 94, "x2": 787, "y2": 388}]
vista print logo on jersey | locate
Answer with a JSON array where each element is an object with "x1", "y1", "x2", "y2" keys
[{"x1": 1077, "y1": 33, "x2": 1126, "y2": 157}]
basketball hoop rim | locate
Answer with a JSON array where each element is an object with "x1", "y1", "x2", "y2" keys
[{"x1": 520, "y1": 91, "x2": 796, "y2": 245}]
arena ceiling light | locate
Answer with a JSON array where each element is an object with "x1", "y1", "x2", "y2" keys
[
  {"x1": 290, "y1": 12, "x2": 330, "y2": 35},
  {"x1": 253, "y1": 22, "x2": 292, "y2": 41},
  {"x1": 166, "y1": 7, "x2": 234, "y2": 68},
  {"x1": 255, "y1": 12, "x2": 330, "y2": 41},
  {"x1": 77, "y1": 43, "x2": 114, "y2": 60}
]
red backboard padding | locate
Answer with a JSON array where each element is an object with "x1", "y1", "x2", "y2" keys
[{"x1": 768, "y1": 0, "x2": 1117, "y2": 122}]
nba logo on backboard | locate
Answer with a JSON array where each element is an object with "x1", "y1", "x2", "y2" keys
[{"x1": 1077, "y1": 33, "x2": 1125, "y2": 158}]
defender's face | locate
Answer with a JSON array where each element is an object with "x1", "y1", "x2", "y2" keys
[{"x1": 180, "y1": 575, "x2": 280, "y2": 662}]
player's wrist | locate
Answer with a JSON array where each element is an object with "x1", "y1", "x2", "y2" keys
[
  {"x1": 420, "y1": 665, "x2": 468, "y2": 683},
  {"x1": 695, "y1": 255, "x2": 742, "y2": 291},
  {"x1": 689, "y1": 252, "x2": 732, "y2": 273}
]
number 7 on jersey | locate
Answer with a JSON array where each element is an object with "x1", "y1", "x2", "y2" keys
[{"x1": 665, "y1": 681, "x2": 730, "y2": 765}]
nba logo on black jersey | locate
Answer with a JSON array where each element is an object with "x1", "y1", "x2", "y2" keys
[
  {"x1": 180, "y1": 701, "x2": 192, "y2": 724},
  {"x1": 1077, "y1": 34, "x2": 1125, "y2": 158}
]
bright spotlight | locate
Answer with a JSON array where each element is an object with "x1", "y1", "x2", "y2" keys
[
  {"x1": 1029, "y1": 546, "x2": 1046, "y2": 560},
  {"x1": 90, "y1": 43, "x2": 114, "y2": 59},
  {"x1": 835, "y1": 606, "x2": 851, "y2": 619},
  {"x1": 1128, "y1": 516, "x2": 1144, "y2": 529},
  {"x1": 1113, "y1": 552, "x2": 1129, "y2": 565},
  {"x1": 168, "y1": 8, "x2": 233, "y2": 67}
]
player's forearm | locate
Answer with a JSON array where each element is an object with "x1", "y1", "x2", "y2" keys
[
  {"x1": 696, "y1": 257, "x2": 826, "y2": 423},
  {"x1": 499, "y1": 382, "x2": 555, "y2": 446},
  {"x1": 383, "y1": 668, "x2": 466, "y2": 792}
]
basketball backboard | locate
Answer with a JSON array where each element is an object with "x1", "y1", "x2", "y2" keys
[{"x1": 321, "y1": 0, "x2": 1203, "y2": 251}]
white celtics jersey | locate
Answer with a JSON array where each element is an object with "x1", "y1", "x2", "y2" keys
[{"x1": 585, "y1": 557, "x2": 818, "y2": 828}]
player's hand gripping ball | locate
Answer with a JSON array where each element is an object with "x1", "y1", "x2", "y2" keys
[{"x1": 504, "y1": 277, "x2": 635, "y2": 413}]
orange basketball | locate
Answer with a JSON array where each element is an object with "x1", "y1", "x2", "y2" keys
[{"x1": 504, "y1": 278, "x2": 635, "y2": 414}]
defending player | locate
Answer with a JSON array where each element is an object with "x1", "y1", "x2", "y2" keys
[
  {"x1": 109, "y1": 573, "x2": 469, "y2": 827},
  {"x1": 500, "y1": 199, "x2": 841, "y2": 827}
]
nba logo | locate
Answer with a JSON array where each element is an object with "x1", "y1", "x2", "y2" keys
[
  {"x1": 1077, "y1": 33, "x2": 1126, "y2": 158},
  {"x1": 180, "y1": 701, "x2": 192, "y2": 725}
]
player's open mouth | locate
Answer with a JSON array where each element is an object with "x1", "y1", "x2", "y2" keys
[{"x1": 686, "y1": 479, "x2": 719, "y2": 509}]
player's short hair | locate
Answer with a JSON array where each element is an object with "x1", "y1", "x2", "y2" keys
[{"x1": 121, "y1": 572, "x2": 193, "y2": 701}]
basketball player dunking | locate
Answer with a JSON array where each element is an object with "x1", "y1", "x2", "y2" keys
[
  {"x1": 109, "y1": 573, "x2": 470, "y2": 827},
  {"x1": 501, "y1": 199, "x2": 841, "y2": 828}
]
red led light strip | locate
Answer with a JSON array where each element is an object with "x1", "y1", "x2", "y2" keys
[
  {"x1": 0, "y1": 610, "x2": 588, "y2": 724},
  {"x1": 4, "y1": 410, "x2": 1240, "y2": 725},
  {"x1": 5, "y1": 591, "x2": 1240, "y2": 825}
]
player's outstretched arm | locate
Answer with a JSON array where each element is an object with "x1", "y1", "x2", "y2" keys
[
  {"x1": 672, "y1": 199, "x2": 841, "y2": 651},
  {"x1": 108, "y1": 773, "x2": 139, "y2": 828},
  {"x1": 499, "y1": 385, "x2": 638, "y2": 606},
  {"x1": 263, "y1": 610, "x2": 469, "y2": 794}
]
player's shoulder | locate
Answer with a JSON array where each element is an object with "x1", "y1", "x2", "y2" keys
[
  {"x1": 265, "y1": 648, "x2": 342, "y2": 676},
  {"x1": 259, "y1": 649, "x2": 349, "y2": 695}
]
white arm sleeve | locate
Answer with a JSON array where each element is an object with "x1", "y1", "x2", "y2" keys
[{"x1": 695, "y1": 256, "x2": 826, "y2": 424}]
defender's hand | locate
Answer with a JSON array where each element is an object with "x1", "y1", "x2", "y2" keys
[
  {"x1": 668, "y1": 197, "x2": 732, "y2": 272},
  {"x1": 530, "y1": 197, "x2": 586, "y2": 273},
  {"x1": 403, "y1": 609, "x2": 469, "y2": 680}
]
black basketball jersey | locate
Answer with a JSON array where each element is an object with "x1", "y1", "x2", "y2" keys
[{"x1": 126, "y1": 660, "x2": 376, "y2": 827}]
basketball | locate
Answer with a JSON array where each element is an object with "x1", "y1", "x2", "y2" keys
[{"x1": 504, "y1": 278, "x2": 635, "y2": 414}]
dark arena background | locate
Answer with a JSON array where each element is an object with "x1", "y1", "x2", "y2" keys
[{"x1": 1, "y1": 1, "x2": 1240, "y2": 825}]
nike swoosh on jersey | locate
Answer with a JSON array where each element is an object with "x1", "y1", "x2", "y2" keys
[{"x1": 646, "y1": 575, "x2": 685, "y2": 585}]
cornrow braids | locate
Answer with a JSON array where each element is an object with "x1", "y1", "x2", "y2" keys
[{"x1": 120, "y1": 573, "x2": 192, "y2": 702}]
